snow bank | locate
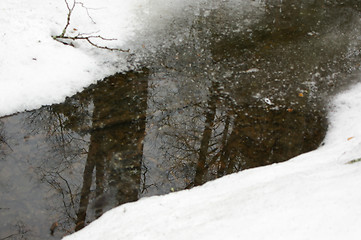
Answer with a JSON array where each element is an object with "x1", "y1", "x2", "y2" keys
[
  {"x1": 0, "y1": 0, "x2": 190, "y2": 116},
  {"x1": 0, "y1": 0, "x2": 262, "y2": 117},
  {"x1": 0, "y1": 0, "x2": 122, "y2": 116},
  {"x1": 63, "y1": 82, "x2": 361, "y2": 239}
]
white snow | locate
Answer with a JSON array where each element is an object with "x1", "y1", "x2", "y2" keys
[
  {"x1": 1, "y1": 0, "x2": 260, "y2": 117},
  {"x1": 63, "y1": 82, "x2": 361, "y2": 240},
  {"x1": 0, "y1": 0, "x2": 203, "y2": 116},
  {"x1": 1, "y1": 0, "x2": 361, "y2": 239}
]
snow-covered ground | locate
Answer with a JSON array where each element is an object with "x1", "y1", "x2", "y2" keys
[
  {"x1": 0, "y1": 0, "x2": 209, "y2": 116},
  {"x1": 1, "y1": 0, "x2": 361, "y2": 239},
  {"x1": 1, "y1": 0, "x2": 256, "y2": 117},
  {"x1": 63, "y1": 82, "x2": 361, "y2": 240}
]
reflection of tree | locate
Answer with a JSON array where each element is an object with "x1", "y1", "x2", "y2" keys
[
  {"x1": 194, "y1": 81, "x2": 224, "y2": 186},
  {"x1": 146, "y1": 2, "x2": 347, "y2": 189},
  {"x1": 74, "y1": 71, "x2": 148, "y2": 230},
  {"x1": 25, "y1": 70, "x2": 149, "y2": 233},
  {"x1": 23, "y1": 106, "x2": 87, "y2": 234},
  {"x1": 155, "y1": 77, "x2": 326, "y2": 188}
]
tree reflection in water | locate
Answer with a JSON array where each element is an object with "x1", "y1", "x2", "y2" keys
[
  {"x1": 26, "y1": 71, "x2": 149, "y2": 233},
  {"x1": 142, "y1": 0, "x2": 361, "y2": 190},
  {"x1": 72, "y1": 71, "x2": 148, "y2": 230},
  {"x1": 1, "y1": 1, "x2": 361, "y2": 239}
]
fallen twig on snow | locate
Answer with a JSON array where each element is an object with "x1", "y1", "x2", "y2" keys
[{"x1": 52, "y1": 0, "x2": 129, "y2": 52}]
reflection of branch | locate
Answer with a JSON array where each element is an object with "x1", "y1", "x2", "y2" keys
[
  {"x1": 0, "y1": 127, "x2": 13, "y2": 152},
  {"x1": 56, "y1": 172, "x2": 76, "y2": 210},
  {"x1": 140, "y1": 163, "x2": 157, "y2": 194},
  {"x1": 0, "y1": 234, "x2": 16, "y2": 240},
  {"x1": 0, "y1": 137, "x2": 13, "y2": 151},
  {"x1": 0, "y1": 221, "x2": 30, "y2": 240},
  {"x1": 53, "y1": 0, "x2": 129, "y2": 52},
  {"x1": 39, "y1": 169, "x2": 77, "y2": 222}
]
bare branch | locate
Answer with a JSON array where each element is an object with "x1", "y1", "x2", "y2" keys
[
  {"x1": 85, "y1": 38, "x2": 129, "y2": 52},
  {"x1": 53, "y1": 0, "x2": 129, "y2": 52},
  {"x1": 76, "y1": 1, "x2": 97, "y2": 24},
  {"x1": 54, "y1": 35, "x2": 129, "y2": 52},
  {"x1": 61, "y1": 0, "x2": 76, "y2": 37}
]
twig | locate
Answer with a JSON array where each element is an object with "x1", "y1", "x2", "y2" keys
[
  {"x1": 54, "y1": 35, "x2": 129, "y2": 52},
  {"x1": 61, "y1": 0, "x2": 76, "y2": 38},
  {"x1": 53, "y1": 0, "x2": 129, "y2": 52},
  {"x1": 76, "y1": 2, "x2": 97, "y2": 24}
]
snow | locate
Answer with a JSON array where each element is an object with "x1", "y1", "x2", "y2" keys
[
  {"x1": 0, "y1": 0, "x2": 116, "y2": 116},
  {"x1": 1, "y1": 0, "x2": 256, "y2": 116},
  {"x1": 0, "y1": 0, "x2": 183, "y2": 116},
  {"x1": 1, "y1": 0, "x2": 361, "y2": 239},
  {"x1": 63, "y1": 83, "x2": 361, "y2": 240}
]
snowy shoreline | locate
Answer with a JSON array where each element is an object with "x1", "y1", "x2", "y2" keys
[
  {"x1": 1, "y1": 0, "x2": 246, "y2": 117},
  {"x1": 63, "y1": 81, "x2": 361, "y2": 240}
]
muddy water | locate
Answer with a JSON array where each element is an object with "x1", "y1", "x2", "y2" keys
[{"x1": 1, "y1": 1, "x2": 361, "y2": 239}]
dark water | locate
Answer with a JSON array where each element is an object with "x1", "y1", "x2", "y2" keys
[{"x1": 1, "y1": 1, "x2": 361, "y2": 239}]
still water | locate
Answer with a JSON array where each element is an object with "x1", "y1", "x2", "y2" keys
[{"x1": 1, "y1": 1, "x2": 361, "y2": 239}]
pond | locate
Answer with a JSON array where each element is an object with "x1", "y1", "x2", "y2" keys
[{"x1": 1, "y1": 1, "x2": 361, "y2": 239}]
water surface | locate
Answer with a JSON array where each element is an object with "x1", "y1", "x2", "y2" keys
[{"x1": 1, "y1": 1, "x2": 361, "y2": 239}]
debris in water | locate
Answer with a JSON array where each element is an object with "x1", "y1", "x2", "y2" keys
[
  {"x1": 50, "y1": 222, "x2": 58, "y2": 235},
  {"x1": 264, "y1": 98, "x2": 273, "y2": 105}
]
